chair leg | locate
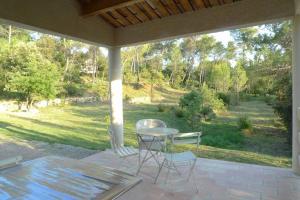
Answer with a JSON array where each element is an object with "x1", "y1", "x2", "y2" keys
[
  {"x1": 172, "y1": 162, "x2": 181, "y2": 176},
  {"x1": 138, "y1": 150, "x2": 141, "y2": 166},
  {"x1": 154, "y1": 159, "x2": 165, "y2": 184},
  {"x1": 189, "y1": 162, "x2": 199, "y2": 194},
  {"x1": 136, "y1": 150, "x2": 150, "y2": 175},
  {"x1": 187, "y1": 159, "x2": 196, "y2": 181},
  {"x1": 165, "y1": 163, "x2": 171, "y2": 184}
]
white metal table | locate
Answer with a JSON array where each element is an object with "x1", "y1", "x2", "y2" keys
[{"x1": 136, "y1": 127, "x2": 179, "y2": 175}]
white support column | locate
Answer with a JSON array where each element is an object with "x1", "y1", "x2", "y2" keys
[
  {"x1": 293, "y1": 14, "x2": 300, "y2": 174},
  {"x1": 108, "y1": 47, "x2": 124, "y2": 147}
]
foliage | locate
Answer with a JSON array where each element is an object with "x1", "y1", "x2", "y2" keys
[
  {"x1": 208, "y1": 62, "x2": 231, "y2": 92},
  {"x1": 179, "y1": 85, "x2": 226, "y2": 128},
  {"x1": 231, "y1": 64, "x2": 248, "y2": 105},
  {"x1": 199, "y1": 106, "x2": 216, "y2": 121},
  {"x1": 217, "y1": 92, "x2": 230, "y2": 106},
  {"x1": 95, "y1": 80, "x2": 109, "y2": 101},
  {"x1": 179, "y1": 90, "x2": 203, "y2": 129},
  {"x1": 238, "y1": 115, "x2": 253, "y2": 130},
  {"x1": 173, "y1": 107, "x2": 184, "y2": 118},
  {"x1": 264, "y1": 95, "x2": 276, "y2": 106},
  {"x1": 157, "y1": 104, "x2": 168, "y2": 112},
  {"x1": 200, "y1": 83, "x2": 225, "y2": 111},
  {"x1": 273, "y1": 73, "x2": 292, "y2": 144},
  {"x1": 4, "y1": 42, "x2": 59, "y2": 108}
]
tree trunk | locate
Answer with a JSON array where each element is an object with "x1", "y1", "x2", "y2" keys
[
  {"x1": 62, "y1": 57, "x2": 69, "y2": 81},
  {"x1": 92, "y1": 47, "x2": 97, "y2": 83},
  {"x1": 135, "y1": 51, "x2": 140, "y2": 84},
  {"x1": 62, "y1": 39, "x2": 70, "y2": 82}
]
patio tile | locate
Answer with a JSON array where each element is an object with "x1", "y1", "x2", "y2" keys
[{"x1": 82, "y1": 150, "x2": 300, "y2": 200}]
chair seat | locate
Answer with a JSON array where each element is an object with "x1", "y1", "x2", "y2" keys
[
  {"x1": 164, "y1": 151, "x2": 196, "y2": 163},
  {"x1": 115, "y1": 146, "x2": 138, "y2": 158}
]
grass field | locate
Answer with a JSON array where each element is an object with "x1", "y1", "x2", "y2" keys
[{"x1": 0, "y1": 95, "x2": 291, "y2": 168}]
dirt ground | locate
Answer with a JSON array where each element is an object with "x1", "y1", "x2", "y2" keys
[{"x1": 0, "y1": 136, "x2": 98, "y2": 161}]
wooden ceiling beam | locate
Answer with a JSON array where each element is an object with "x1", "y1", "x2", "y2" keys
[{"x1": 81, "y1": 0, "x2": 144, "y2": 16}]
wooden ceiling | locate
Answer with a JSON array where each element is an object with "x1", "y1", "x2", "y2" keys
[{"x1": 79, "y1": 0, "x2": 242, "y2": 28}]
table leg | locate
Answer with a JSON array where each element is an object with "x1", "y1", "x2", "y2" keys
[{"x1": 136, "y1": 135, "x2": 164, "y2": 175}]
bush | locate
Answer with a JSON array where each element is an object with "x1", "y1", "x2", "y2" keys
[
  {"x1": 97, "y1": 81, "x2": 109, "y2": 101},
  {"x1": 238, "y1": 116, "x2": 252, "y2": 130},
  {"x1": 217, "y1": 92, "x2": 230, "y2": 106},
  {"x1": 200, "y1": 84, "x2": 225, "y2": 111},
  {"x1": 239, "y1": 92, "x2": 252, "y2": 101},
  {"x1": 200, "y1": 106, "x2": 216, "y2": 121},
  {"x1": 157, "y1": 104, "x2": 168, "y2": 112},
  {"x1": 64, "y1": 84, "x2": 85, "y2": 97},
  {"x1": 179, "y1": 90, "x2": 203, "y2": 129},
  {"x1": 265, "y1": 95, "x2": 276, "y2": 106},
  {"x1": 273, "y1": 74, "x2": 292, "y2": 144},
  {"x1": 124, "y1": 94, "x2": 131, "y2": 102},
  {"x1": 174, "y1": 107, "x2": 184, "y2": 118}
]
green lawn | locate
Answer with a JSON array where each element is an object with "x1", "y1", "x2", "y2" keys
[{"x1": 0, "y1": 98, "x2": 291, "y2": 168}]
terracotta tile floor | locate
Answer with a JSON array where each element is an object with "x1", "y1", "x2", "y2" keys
[{"x1": 82, "y1": 150, "x2": 300, "y2": 200}]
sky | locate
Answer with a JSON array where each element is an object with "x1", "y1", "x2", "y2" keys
[
  {"x1": 209, "y1": 31, "x2": 233, "y2": 46},
  {"x1": 99, "y1": 30, "x2": 234, "y2": 56}
]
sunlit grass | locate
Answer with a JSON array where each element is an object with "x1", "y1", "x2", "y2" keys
[{"x1": 0, "y1": 98, "x2": 292, "y2": 168}]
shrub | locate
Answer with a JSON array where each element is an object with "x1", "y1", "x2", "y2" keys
[
  {"x1": 124, "y1": 94, "x2": 131, "y2": 102},
  {"x1": 217, "y1": 92, "x2": 230, "y2": 106},
  {"x1": 264, "y1": 95, "x2": 276, "y2": 106},
  {"x1": 98, "y1": 82, "x2": 109, "y2": 101},
  {"x1": 157, "y1": 104, "x2": 168, "y2": 112},
  {"x1": 200, "y1": 106, "x2": 216, "y2": 121},
  {"x1": 273, "y1": 74, "x2": 292, "y2": 144},
  {"x1": 238, "y1": 116, "x2": 252, "y2": 130},
  {"x1": 64, "y1": 83, "x2": 85, "y2": 97},
  {"x1": 179, "y1": 90, "x2": 203, "y2": 129},
  {"x1": 200, "y1": 84, "x2": 225, "y2": 111},
  {"x1": 239, "y1": 92, "x2": 252, "y2": 101},
  {"x1": 174, "y1": 107, "x2": 184, "y2": 118}
]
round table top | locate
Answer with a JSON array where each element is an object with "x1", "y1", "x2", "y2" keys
[{"x1": 137, "y1": 127, "x2": 179, "y2": 137}]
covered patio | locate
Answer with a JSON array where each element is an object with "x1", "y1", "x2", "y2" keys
[
  {"x1": 83, "y1": 149, "x2": 300, "y2": 200},
  {"x1": 0, "y1": 0, "x2": 300, "y2": 199}
]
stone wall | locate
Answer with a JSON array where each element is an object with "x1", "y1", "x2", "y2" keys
[{"x1": 0, "y1": 96, "x2": 99, "y2": 112}]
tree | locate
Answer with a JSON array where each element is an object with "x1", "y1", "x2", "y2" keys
[
  {"x1": 179, "y1": 90, "x2": 203, "y2": 129},
  {"x1": 5, "y1": 42, "x2": 60, "y2": 109},
  {"x1": 180, "y1": 37, "x2": 198, "y2": 87},
  {"x1": 143, "y1": 43, "x2": 165, "y2": 101},
  {"x1": 165, "y1": 45, "x2": 184, "y2": 88},
  {"x1": 231, "y1": 64, "x2": 248, "y2": 105},
  {"x1": 230, "y1": 27, "x2": 257, "y2": 66},
  {"x1": 196, "y1": 36, "x2": 216, "y2": 86},
  {"x1": 0, "y1": 25, "x2": 31, "y2": 44},
  {"x1": 208, "y1": 62, "x2": 231, "y2": 93}
]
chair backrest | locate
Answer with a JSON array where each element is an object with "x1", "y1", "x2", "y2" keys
[
  {"x1": 136, "y1": 119, "x2": 167, "y2": 131},
  {"x1": 172, "y1": 132, "x2": 202, "y2": 150}
]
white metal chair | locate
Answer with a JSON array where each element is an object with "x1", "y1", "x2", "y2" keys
[
  {"x1": 136, "y1": 119, "x2": 167, "y2": 150},
  {"x1": 136, "y1": 119, "x2": 167, "y2": 164},
  {"x1": 154, "y1": 132, "x2": 202, "y2": 191},
  {"x1": 108, "y1": 128, "x2": 138, "y2": 171}
]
